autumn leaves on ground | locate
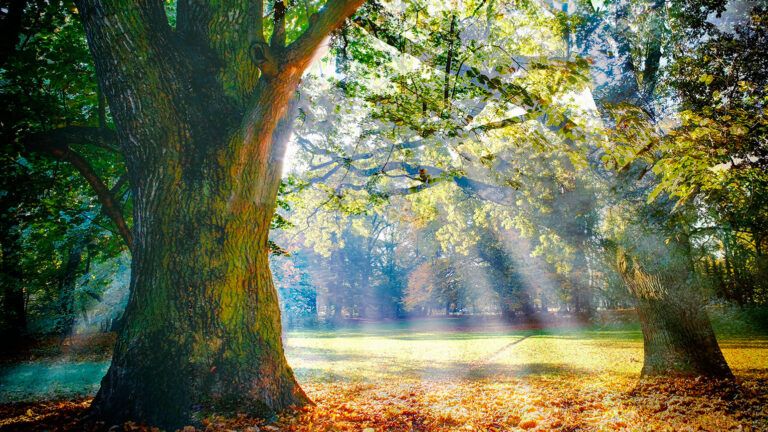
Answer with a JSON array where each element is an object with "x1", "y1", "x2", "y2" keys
[{"x1": 1, "y1": 317, "x2": 766, "y2": 431}]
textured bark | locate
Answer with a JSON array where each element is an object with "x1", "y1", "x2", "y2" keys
[
  {"x1": 73, "y1": 0, "x2": 363, "y2": 428},
  {"x1": 635, "y1": 296, "x2": 732, "y2": 378},
  {"x1": 89, "y1": 86, "x2": 311, "y2": 426},
  {"x1": 616, "y1": 243, "x2": 733, "y2": 379}
]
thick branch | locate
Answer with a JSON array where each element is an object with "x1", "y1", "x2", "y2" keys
[
  {"x1": 372, "y1": 164, "x2": 516, "y2": 205},
  {"x1": 110, "y1": 173, "x2": 129, "y2": 197},
  {"x1": 305, "y1": 150, "x2": 517, "y2": 205},
  {"x1": 24, "y1": 126, "x2": 121, "y2": 153},
  {"x1": 298, "y1": 114, "x2": 529, "y2": 176},
  {"x1": 284, "y1": 0, "x2": 366, "y2": 69},
  {"x1": 24, "y1": 127, "x2": 133, "y2": 250}
]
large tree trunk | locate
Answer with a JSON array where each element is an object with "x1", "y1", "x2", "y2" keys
[
  {"x1": 91, "y1": 88, "x2": 309, "y2": 427},
  {"x1": 75, "y1": 0, "x2": 362, "y2": 427},
  {"x1": 91, "y1": 125, "x2": 310, "y2": 425},
  {"x1": 616, "y1": 241, "x2": 733, "y2": 379},
  {"x1": 79, "y1": 11, "x2": 308, "y2": 427},
  {"x1": 635, "y1": 295, "x2": 732, "y2": 378}
]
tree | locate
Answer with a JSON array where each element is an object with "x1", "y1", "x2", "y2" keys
[
  {"x1": 70, "y1": 0, "x2": 363, "y2": 427},
  {"x1": 405, "y1": 258, "x2": 467, "y2": 314},
  {"x1": 660, "y1": 7, "x2": 768, "y2": 306},
  {"x1": 579, "y1": 0, "x2": 737, "y2": 378},
  {"x1": 475, "y1": 230, "x2": 534, "y2": 319}
]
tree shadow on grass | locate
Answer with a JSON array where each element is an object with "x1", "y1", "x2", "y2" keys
[
  {"x1": 462, "y1": 362, "x2": 591, "y2": 380},
  {"x1": 287, "y1": 343, "x2": 595, "y2": 382},
  {"x1": 717, "y1": 339, "x2": 768, "y2": 349}
]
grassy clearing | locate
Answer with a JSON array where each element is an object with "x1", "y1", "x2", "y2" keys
[
  {"x1": 275, "y1": 320, "x2": 767, "y2": 431},
  {"x1": 1, "y1": 319, "x2": 767, "y2": 430},
  {"x1": 287, "y1": 327, "x2": 646, "y2": 382}
]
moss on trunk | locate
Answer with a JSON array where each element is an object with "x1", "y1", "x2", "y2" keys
[{"x1": 90, "y1": 100, "x2": 309, "y2": 427}]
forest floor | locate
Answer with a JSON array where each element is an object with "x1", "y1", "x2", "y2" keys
[{"x1": 0, "y1": 317, "x2": 767, "y2": 431}]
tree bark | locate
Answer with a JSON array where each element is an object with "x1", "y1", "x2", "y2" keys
[
  {"x1": 634, "y1": 295, "x2": 732, "y2": 378},
  {"x1": 90, "y1": 87, "x2": 310, "y2": 426},
  {"x1": 616, "y1": 241, "x2": 733, "y2": 379}
]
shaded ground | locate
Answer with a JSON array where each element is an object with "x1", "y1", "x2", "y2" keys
[{"x1": 1, "y1": 318, "x2": 767, "y2": 431}]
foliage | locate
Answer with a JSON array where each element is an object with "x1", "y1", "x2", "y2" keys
[
  {"x1": 272, "y1": 252, "x2": 318, "y2": 327},
  {"x1": 404, "y1": 258, "x2": 465, "y2": 313},
  {"x1": 0, "y1": 1, "x2": 127, "y2": 339}
]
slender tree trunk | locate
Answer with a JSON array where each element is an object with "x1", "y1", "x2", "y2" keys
[
  {"x1": 0, "y1": 228, "x2": 26, "y2": 345},
  {"x1": 57, "y1": 240, "x2": 87, "y2": 336},
  {"x1": 519, "y1": 294, "x2": 535, "y2": 317},
  {"x1": 500, "y1": 302, "x2": 514, "y2": 321},
  {"x1": 1, "y1": 282, "x2": 26, "y2": 339},
  {"x1": 443, "y1": 14, "x2": 457, "y2": 104}
]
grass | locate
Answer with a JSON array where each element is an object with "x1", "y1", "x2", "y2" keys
[
  {"x1": 284, "y1": 319, "x2": 768, "y2": 431},
  {"x1": 1, "y1": 318, "x2": 767, "y2": 430}
]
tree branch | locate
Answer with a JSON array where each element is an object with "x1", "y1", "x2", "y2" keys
[
  {"x1": 25, "y1": 126, "x2": 121, "y2": 153},
  {"x1": 109, "y1": 173, "x2": 129, "y2": 197},
  {"x1": 298, "y1": 113, "x2": 529, "y2": 176},
  {"x1": 284, "y1": 0, "x2": 366, "y2": 69},
  {"x1": 250, "y1": 0, "x2": 266, "y2": 45},
  {"x1": 304, "y1": 148, "x2": 518, "y2": 206},
  {"x1": 351, "y1": 11, "x2": 581, "y2": 138},
  {"x1": 24, "y1": 127, "x2": 133, "y2": 250}
]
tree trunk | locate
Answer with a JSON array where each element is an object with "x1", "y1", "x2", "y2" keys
[
  {"x1": 635, "y1": 295, "x2": 732, "y2": 378},
  {"x1": 73, "y1": 0, "x2": 369, "y2": 423},
  {"x1": 0, "y1": 228, "x2": 26, "y2": 345},
  {"x1": 57, "y1": 240, "x2": 87, "y2": 336},
  {"x1": 78, "y1": 8, "x2": 312, "y2": 420},
  {"x1": 616, "y1": 245, "x2": 733, "y2": 379},
  {"x1": 500, "y1": 302, "x2": 515, "y2": 321},
  {"x1": 90, "y1": 86, "x2": 310, "y2": 427},
  {"x1": 519, "y1": 294, "x2": 535, "y2": 317}
]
